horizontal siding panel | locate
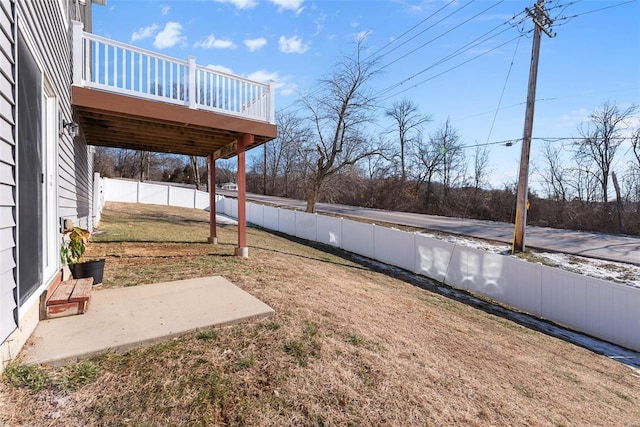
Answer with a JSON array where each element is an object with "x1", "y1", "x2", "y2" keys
[
  {"x1": 0, "y1": 0, "x2": 12, "y2": 20},
  {"x1": 0, "y1": 4, "x2": 10, "y2": 40},
  {"x1": 0, "y1": 180, "x2": 12, "y2": 205},
  {"x1": 0, "y1": 225, "x2": 13, "y2": 252},
  {"x1": 0, "y1": 29, "x2": 11, "y2": 60},
  {"x1": 0, "y1": 268, "x2": 17, "y2": 341},
  {"x1": 0, "y1": 113, "x2": 13, "y2": 140},
  {"x1": 0, "y1": 205, "x2": 13, "y2": 228},
  {"x1": 0, "y1": 49, "x2": 13, "y2": 83},
  {"x1": 0, "y1": 91, "x2": 10, "y2": 122},
  {"x1": 0, "y1": 139, "x2": 13, "y2": 164},
  {"x1": 0, "y1": 161, "x2": 13, "y2": 185},
  {"x1": 0, "y1": 69, "x2": 10, "y2": 100},
  {"x1": 0, "y1": 246, "x2": 15, "y2": 273}
]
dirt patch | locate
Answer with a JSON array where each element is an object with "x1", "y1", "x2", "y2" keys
[{"x1": 2, "y1": 202, "x2": 638, "y2": 426}]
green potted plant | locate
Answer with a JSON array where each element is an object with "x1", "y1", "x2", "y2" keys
[{"x1": 61, "y1": 226, "x2": 105, "y2": 286}]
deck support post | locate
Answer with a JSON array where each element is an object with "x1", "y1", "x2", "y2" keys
[
  {"x1": 207, "y1": 154, "x2": 217, "y2": 244},
  {"x1": 234, "y1": 134, "x2": 252, "y2": 258}
]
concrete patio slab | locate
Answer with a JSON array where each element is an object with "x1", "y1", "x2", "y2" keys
[{"x1": 19, "y1": 276, "x2": 273, "y2": 367}]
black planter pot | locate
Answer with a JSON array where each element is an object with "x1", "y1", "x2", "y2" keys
[{"x1": 71, "y1": 259, "x2": 106, "y2": 286}]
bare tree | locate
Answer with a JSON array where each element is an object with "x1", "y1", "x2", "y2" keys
[
  {"x1": 574, "y1": 101, "x2": 638, "y2": 203},
  {"x1": 432, "y1": 118, "x2": 465, "y2": 197},
  {"x1": 628, "y1": 128, "x2": 640, "y2": 209},
  {"x1": 471, "y1": 144, "x2": 492, "y2": 192},
  {"x1": 385, "y1": 99, "x2": 431, "y2": 181},
  {"x1": 114, "y1": 148, "x2": 141, "y2": 178},
  {"x1": 539, "y1": 142, "x2": 568, "y2": 202},
  {"x1": 416, "y1": 138, "x2": 444, "y2": 209},
  {"x1": 360, "y1": 137, "x2": 391, "y2": 207},
  {"x1": 299, "y1": 39, "x2": 382, "y2": 212},
  {"x1": 265, "y1": 110, "x2": 311, "y2": 196},
  {"x1": 93, "y1": 146, "x2": 116, "y2": 177},
  {"x1": 632, "y1": 127, "x2": 640, "y2": 171},
  {"x1": 569, "y1": 154, "x2": 599, "y2": 204},
  {"x1": 216, "y1": 159, "x2": 237, "y2": 185},
  {"x1": 190, "y1": 156, "x2": 201, "y2": 190}
]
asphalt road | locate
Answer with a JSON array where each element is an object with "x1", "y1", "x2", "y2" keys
[{"x1": 218, "y1": 190, "x2": 640, "y2": 266}]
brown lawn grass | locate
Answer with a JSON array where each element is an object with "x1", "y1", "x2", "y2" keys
[{"x1": 1, "y1": 202, "x2": 639, "y2": 426}]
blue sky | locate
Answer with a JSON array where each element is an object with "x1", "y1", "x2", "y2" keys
[{"x1": 92, "y1": 0, "x2": 640, "y2": 190}]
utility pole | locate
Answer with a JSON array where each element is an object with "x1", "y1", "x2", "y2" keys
[{"x1": 512, "y1": 0, "x2": 554, "y2": 253}]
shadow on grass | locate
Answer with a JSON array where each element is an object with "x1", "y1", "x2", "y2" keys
[
  {"x1": 257, "y1": 227, "x2": 640, "y2": 371},
  {"x1": 102, "y1": 211, "x2": 210, "y2": 225},
  {"x1": 94, "y1": 240, "x2": 237, "y2": 246}
]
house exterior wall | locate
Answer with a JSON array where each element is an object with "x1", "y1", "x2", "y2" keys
[
  {"x1": 0, "y1": 0, "x2": 17, "y2": 348},
  {"x1": 1, "y1": 0, "x2": 97, "y2": 371}
]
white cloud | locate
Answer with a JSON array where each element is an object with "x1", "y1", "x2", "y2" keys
[
  {"x1": 244, "y1": 37, "x2": 267, "y2": 52},
  {"x1": 280, "y1": 85, "x2": 297, "y2": 96},
  {"x1": 270, "y1": 0, "x2": 304, "y2": 14},
  {"x1": 131, "y1": 24, "x2": 159, "y2": 42},
  {"x1": 356, "y1": 30, "x2": 371, "y2": 43},
  {"x1": 194, "y1": 34, "x2": 237, "y2": 49},
  {"x1": 160, "y1": 4, "x2": 170, "y2": 16},
  {"x1": 278, "y1": 35, "x2": 309, "y2": 54},
  {"x1": 313, "y1": 13, "x2": 326, "y2": 36},
  {"x1": 246, "y1": 70, "x2": 278, "y2": 83},
  {"x1": 214, "y1": 0, "x2": 257, "y2": 9},
  {"x1": 245, "y1": 70, "x2": 296, "y2": 96},
  {"x1": 207, "y1": 64, "x2": 234, "y2": 75},
  {"x1": 153, "y1": 22, "x2": 185, "y2": 49}
]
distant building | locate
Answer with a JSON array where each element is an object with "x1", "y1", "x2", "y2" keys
[{"x1": 221, "y1": 182, "x2": 238, "y2": 191}]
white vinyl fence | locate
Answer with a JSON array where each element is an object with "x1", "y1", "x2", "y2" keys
[
  {"x1": 99, "y1": 178, "x2": 640, "y2": 352},
  {"x1": 100, "y1": 178, "x2": 221, "y2": 212}
]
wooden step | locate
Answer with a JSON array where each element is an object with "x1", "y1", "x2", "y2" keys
[{"x1": 46, "y1": 278, "x2": 93, "y2": 319}]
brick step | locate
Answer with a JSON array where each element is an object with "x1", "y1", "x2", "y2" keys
[{"x1": 46, "y1": 277, "x2": 93, "y2": 319}]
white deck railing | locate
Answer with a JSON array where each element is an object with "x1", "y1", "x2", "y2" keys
[{"x1": 72, "y1": 21, "x2": 275, "y2": 124}]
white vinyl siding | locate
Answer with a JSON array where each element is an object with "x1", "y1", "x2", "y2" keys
[
  {"x1": 17, "y1": 0, "x2": 94, "y2": 233},
  {"x1": 0, "y1": 0, "x2": 16, "y2": 343}
]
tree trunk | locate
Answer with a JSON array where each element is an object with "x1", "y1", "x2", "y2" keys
[
  {"x1": 263, "y1": 144, "x2": 268, "y2": 195},
  {"x1": 191, "y1": 156, "x2": 201, "y2": 190},
  {"x1": 612, "y1": 171, "x2": 624, "y2": 233},
  {"x1": 139, "y1": 151, "x2": 147, "y2": 181},
  {"x1": 305, "y1": 178, "x2": 321, "y2": 213}
]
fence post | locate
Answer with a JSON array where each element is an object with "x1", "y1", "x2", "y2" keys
[
  {"x1": 167, "y1": 185, "x2": 171, "y2": 206},
  {"x1": 314, "y1": 213, "x2": 318, "y2": 242},
  {"x1": 188, "y1": 56, "x2": 196, "y2": 109},
  {"x1": 136, "y1": 181, "x2": 141, "y2": 203},
  {"x1": 412, "y1": 232, "x2": 418, "y2": 274},
  {"x1": 372, "y1": 224, "x2": 377, "y2": 260}
]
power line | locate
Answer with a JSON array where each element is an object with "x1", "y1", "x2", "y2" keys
[
  {"x1": 552, "y1": 0, "x2": 636, "y2": 26},
  {"x1": 485, "y1": 36, "x2": 522, "y2": 145},
  {"x1": 455, "y1": 135, "x2": 638, "y2": 151},
  {"x1": 365, "y1": 0, "x2": 457, "y2": 61},
  {"x1": 288, "y1": 2, "x2": 525, "y2": 111},
  {"x1": 375, "y1": 10, "x2": 531, "y2": 99},
  {"x1": 278, "y1": 2, "x2": 464, "y2": 114},
  {"x1": 379, "y1": 33, "x2": 528, "y2": 101},
  {"x1": 378, "y1": 0, "x2": 481, "y2": 71},
  {"x1": 278, "y1": 0, "x2": 633, "y2": 116}
]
